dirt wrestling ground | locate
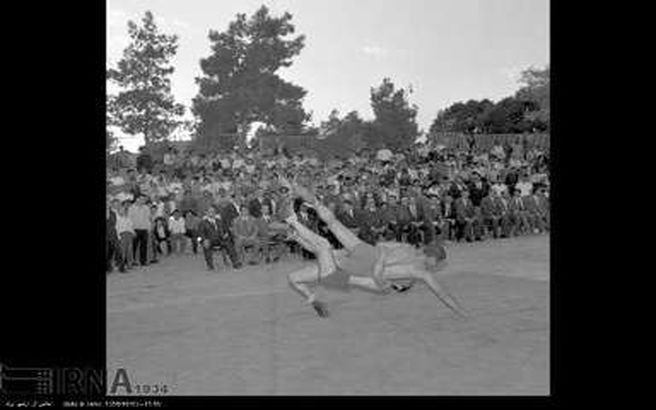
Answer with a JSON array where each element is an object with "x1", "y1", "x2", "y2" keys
[{"x1": 107, "y1": 234, "x2": 549, "y2": 395}]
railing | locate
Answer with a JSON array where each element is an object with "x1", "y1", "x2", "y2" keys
[{"x1": 431, "y1": 133, "x2": 550, "y2": 151}]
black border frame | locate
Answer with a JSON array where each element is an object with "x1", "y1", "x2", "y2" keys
[{"x1": 2, "y1": 0, "x2": 598, "y2": 406}]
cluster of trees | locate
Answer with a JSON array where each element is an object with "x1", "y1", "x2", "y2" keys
[
  {"x1": 107, "y1": 7, "x2": 420, "y2": 153},
  {"x1": 107, "y1": 6, "x2": 548, "y2": 154},
  {"x1": 429, "y1": 66, "x2": 550, "y2": 136}
]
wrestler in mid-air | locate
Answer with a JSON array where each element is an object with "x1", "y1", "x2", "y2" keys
[{"x1": 279, "y1": 179, "x2": 468, "y2": 319}]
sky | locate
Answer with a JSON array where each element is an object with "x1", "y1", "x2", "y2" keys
[{"x1": 107, "y1": 0, "x2": 549, "y2": 152}]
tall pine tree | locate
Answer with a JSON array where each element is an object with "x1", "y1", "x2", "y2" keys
[
  {"x1": 192, "y1": 6, "x2": 309, "y2": 151},
  {"x1": 107, "y1": 11, "x2": 185, "y2": 146},
  {"x1": 366, "y1": 78, "x2": 419, "y2": 151}
]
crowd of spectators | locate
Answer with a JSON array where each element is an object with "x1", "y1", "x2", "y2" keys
[{"x1": 106, "y1": 135, "x2": 549, "y2": 274}]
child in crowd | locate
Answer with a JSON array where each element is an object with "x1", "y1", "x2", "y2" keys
[
  {"x1": 168, "y1": 210, "x2": 187, "y2": 256},
  {"x1": 153, "y1": 216, "x2": 170, "y2": 257}
]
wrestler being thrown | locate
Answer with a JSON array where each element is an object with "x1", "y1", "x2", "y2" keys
[{"x1": 278, "y1": 179, "x2": 468, "y2": 319}]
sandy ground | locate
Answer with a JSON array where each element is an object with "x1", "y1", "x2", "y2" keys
[{"x1": 107, "y1": 235, "x2": 549, "y2": 395}]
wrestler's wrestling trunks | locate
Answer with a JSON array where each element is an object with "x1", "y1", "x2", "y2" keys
[{"x1": 319, "y1": 269, "x2": 352, "y2": 290}]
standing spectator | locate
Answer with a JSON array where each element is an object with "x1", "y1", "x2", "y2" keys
[
  {"x1": 116, "y1": 201, "x2": 135, "y2": 272},
  {"x1": 168, "y1": 210, "x2": 186, "y2": 256},
  {"x1": 128, "y1": 195, "x2": 151, "y2": 266},
  {"x1": 106, "y1": 198, "x2": 123, "y2": 273},
  {"x1": 184, "y1": 210, "x2": 201, "y2": 255},
  {"x1": 152, "y1": 212, "x2": 169, "y2": 259}
]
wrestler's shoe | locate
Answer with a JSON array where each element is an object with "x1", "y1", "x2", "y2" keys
[
  {"x1": 311, "y1": 300, "x2": 330, "y2": 318},
  {"x1": 391, "y1": 282, "x2": 413, "y2": 293}
]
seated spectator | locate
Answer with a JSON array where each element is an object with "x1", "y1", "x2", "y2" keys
[
  {"x1": 232, "y1": 205, "x2": 261, "y2": 265},
  {"x1": 168, "y1": 210, "x2": 186, "y2": 256},
  {"x1": 536, "y1": 187, "x2": 550, "y2": 231},
  {"x1": 198, "y1": 205, "x2": 241, "y2": 271},
  {"x1": 405, "y1": 196, "x2": 425, "y2": 247},
  {"x1": 467, "y1": 173, "x2": 489, "y2": 207},
  {"x1": 335, "y1": 199, "x2": 360, "y2": 234},
  {"x1": 508, "y1": 190, "x2": 530, "y2": 236},
  {"x1": 454, "y1": 190, "x2": 482, "y2": 242},
  {"x1": 490, "y1": 176, "x2": 508, "y2": 197},
  {"x1": 522, "y1": 189, "x2": 545, "y2": 234},
  {"x1": 480, "y1": 191, "x2": 502, "y2": 239},
  {"x1": 440, "y1": 195, "x2": 457, "y2": 241},
  {"x1": 492, "y1": 190, "x2": 512, "y2": 238},
  {"x1": 378, "y1": 196, "x2": 400, "y2": 241},
  {"x1": 421, "y1": 195, "x2": 442, "y2": 245},
  {"x1": 358, "y1": 199, "x2": 384, "y2": 245},
  {"x1": 515, "y1": 174, "x2": 534, "y2": 197}
]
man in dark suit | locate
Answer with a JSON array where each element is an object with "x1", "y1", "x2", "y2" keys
[
  {"x1": 522, "y1": 191, "x2": 544, "y2": 234},
  {"x1": 492, "y1": 190, "x2": 512, "y2": 238},
  {"x1": 198, "y1": 205, "x2": 241, "y2": 271},
  {"x1": 395, "y1": 196, "x2": 413, "y2": 243},
  {"x1": 454, "y1": 190, "x2": 481, "y2": 242},
  {"x1": 378, "y1": 196, "x2": 400, "y2": 241},
  {"x1": 535, "y1": 188, "x2": 550, "y2": 231},
  {"x1": 467, "y1": 173, "x2": 489, "y2": 207},
  {"x1": 480, "y1": 192, "x2": 502, "y2": 239},
  {"x1": 420, "y1": 196, "x2": 441, "y2": 245},
  {"x1": 405, "y1": 196, "x2": 425, "y2": 247},
  {"x1": 247, "y1": 190, "x2": 264, "y2": 219},
  {"x1": 440, "y1": 195, "x2": 457, "y2": 241},
  {"x1": 358, "y1": 200, "x2": 383, "y2": 245},
  {"x1": 508, "y1": 191, "x2": 530, "y2": 236},
  {"x1": 218, "y1": 193, "x2": 240, "y2": 227},
  {"x1": 106, "y1": 198, "x2": 124, "y2": 273}
]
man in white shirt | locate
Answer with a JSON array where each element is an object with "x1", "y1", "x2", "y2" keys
[
  {"x1": 128, "y1": 196, "x2": 152, "y2": 266},
  {"x1": 515, "y1": 175, "x2": 534, "y2": 197},
  {"x1": 116, "y1": 202, "x2": 135, "y2": 271},
  {"x1": 490, "y1": 177, "x2": 508, "y2": 197}
]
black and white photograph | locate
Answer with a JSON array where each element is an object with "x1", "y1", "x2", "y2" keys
[{"x1": 105, "y1": 0, "x2": 550, "y2": 396}]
